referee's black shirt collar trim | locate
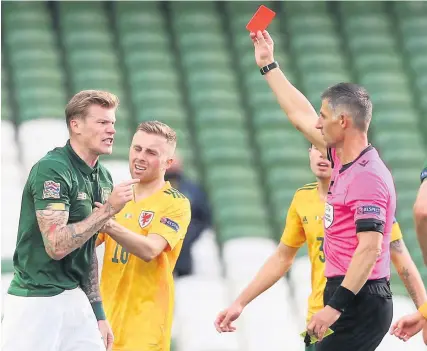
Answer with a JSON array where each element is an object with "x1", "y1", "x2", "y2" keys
[
  {"x1": 339, "y1": 145, "x2": 374, "y2": 174},
  {"x1": 64, "y1": 140, "x2": 99, "y2": 176}
]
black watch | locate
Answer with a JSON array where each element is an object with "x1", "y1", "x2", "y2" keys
[{"x1": 260, "y1": 61, "x2": 279, "y2": 75}]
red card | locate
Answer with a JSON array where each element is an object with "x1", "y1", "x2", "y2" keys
[{"x1": 246, "y1": 5, "x2": 276, "y2": 32}]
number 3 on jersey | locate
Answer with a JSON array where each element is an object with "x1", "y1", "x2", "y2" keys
[
  {"x1": 317, "y1": 237, "x2": 325, "y2": 263},
  {"x1": 112, "y1": 242, "x2": 129, "y2": 264}
]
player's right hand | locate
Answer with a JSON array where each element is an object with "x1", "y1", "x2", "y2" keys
[
  {"x1": 214, "y1": 302, "x2": 243, "y2": 333},
  {"x1": 250, "y1": 30, "x2": 275, "y2": 68},
  {"x1": 107, "y1": 179, "x2": 140, "y2": 214}
]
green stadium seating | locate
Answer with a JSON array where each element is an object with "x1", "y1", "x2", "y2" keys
[
  {"x1": 3, "y1": 0, "x2": 427, "y2": 304},
  {"x1": 3, "y1": 1, "x2": 66, "y2": 122}
]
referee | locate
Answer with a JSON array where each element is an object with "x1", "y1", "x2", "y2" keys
[{"x1": 250, "y1": 30, "x2": 396, "y2": 350}]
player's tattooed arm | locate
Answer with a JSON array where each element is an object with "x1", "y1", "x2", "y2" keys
[
  {"x1": 36, "y1": 202, "x2": 116, "y2": 260},
  {"x1": 81, "y1": 251, "x2": 101, "y2": 303},
  {"x1": 391, "y1": 239, "x2": 427, "y2": 308}
]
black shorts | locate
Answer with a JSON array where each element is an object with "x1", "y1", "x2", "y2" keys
[{"x1": 316, "y1": 277, "x2": 393, "y2": 351}]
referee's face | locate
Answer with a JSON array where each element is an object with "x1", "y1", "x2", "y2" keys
[{"x1": 317, "y1": 99, "x2": 344, "y2": 148}]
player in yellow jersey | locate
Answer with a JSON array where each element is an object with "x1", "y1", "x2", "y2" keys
[
  {"x1": 96, "y1": 121, "x2": 191, "y2": 351},
  {"x1": 215, "y1": 145, "x2": 427, "y2": 350}
]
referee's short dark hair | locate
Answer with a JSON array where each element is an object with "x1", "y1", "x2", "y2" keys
[{"x1": 321, "y1": 83, "x2": 372, "y2": 132}]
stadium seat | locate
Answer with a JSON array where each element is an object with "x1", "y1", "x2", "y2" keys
[
  {"x1": 222, "y1": 238, "x2": 277, "y2": 279},
  {"x1": 174, "y1": 277, "x2": 241, "y2": 351},
  {"x1": 3, "y1": 1, "x2": 67, "y2": 124},
  {"x1": 1, "y1": 120, "x2": 19, "y2": 164},
  {"x1": 191, "y1": 229, "x2": 223, "y2": 278},
  {"x1": 229, "y1": 278, "x2": 301, "y2": 351},
  {"x1": 18, "y1": 119, "x2": 69, "y2": 174},
  {"x1": 1, "y1": 183, "x2": 23, "y2": 259},
  {"x1": 289, "y1": 256, "x2": 312, "y2": 325},
  {"x1": 101, "y1": 160, "x2": 130, "y2": 185}
]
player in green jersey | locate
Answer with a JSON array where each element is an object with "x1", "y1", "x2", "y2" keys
[{"x1": 1, "y1": 90, "x2": 139, "y2": 351}]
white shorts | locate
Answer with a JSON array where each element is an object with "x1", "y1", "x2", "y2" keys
[{"x1": 2, "y1": 287, "x2": 105, "y2": 351}]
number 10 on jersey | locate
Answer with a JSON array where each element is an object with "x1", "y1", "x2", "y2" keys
[{"x1": 112, "y1": 242, "x2": 129, "y2": 264}]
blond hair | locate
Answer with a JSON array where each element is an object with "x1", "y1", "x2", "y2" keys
[
  {"x1": 65, "y1": 90, "x2": 120, "y2": 128},
  {"x1": 136, "y1": 121, "x2": 177, "y2": 147}
]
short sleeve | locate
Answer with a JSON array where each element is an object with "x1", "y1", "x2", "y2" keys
[
  {"x1": 346, "y1": 172, "x2": 388, "y2": 234},
  {"x1": 150, "y1": 200, "x2": 191, "y2": 251},
  {"x1": 280, "y1": 194, "x2": 306, "y2": 248},
  {"x1": 31, "y1": 160, "x2": 71, "y2": 211},
  {"x1": 390, "y1": 219, "x2": 403, "y2": 242},
  {"x1": 421, "y1": 162, "x2": 427, "y2": 183},
  {"x1": 96, "y1": 232, "x2": 106, "y2": 246}
]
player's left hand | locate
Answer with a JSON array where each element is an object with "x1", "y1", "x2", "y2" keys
[
  {"x1": 390, "y1": 311, "x2": 426, "y2": 342},
  {"x1": 98, "y1": 319, "x2": 114, "y2": 351},
  {"x1": 307, "y1": 305, "x2": 341, "y2": 341}
]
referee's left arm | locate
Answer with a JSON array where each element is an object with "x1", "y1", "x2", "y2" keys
[{"x1": 331, "y1": 173, "x2": 389, "y2": 310}]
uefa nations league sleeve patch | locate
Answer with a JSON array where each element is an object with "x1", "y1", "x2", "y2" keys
[
  {"x1": 160, "y1": 217, "x2": 180, "y2": 232},
  {"x1": 43, "y1": 180, "x2": 61, "y2": 199}
]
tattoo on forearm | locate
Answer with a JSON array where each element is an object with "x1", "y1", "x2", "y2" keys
[
  {"x1": 399, "y1": 267, "x2": 421, "y2": 308},
  {"x1": 390, "y1": 239, "x2": 404, "y2": 254},
  {"x1": 36, "y1": 202, "x2": 115, "y2": 259},
  {"x1": 81, "y1": 252, "x2": 101, "y2": 303}
]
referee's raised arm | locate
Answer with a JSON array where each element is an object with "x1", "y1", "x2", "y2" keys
[{"x1": 250, "y1": 30, "x2": 326, "y2": 156}]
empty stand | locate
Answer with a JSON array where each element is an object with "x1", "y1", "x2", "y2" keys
[
  {"x1": 114, "y1": 1, "x2": 198, "y2": 180},
  {"x1": 225, "y1": 2, "x2": 314, "y2": 240},
  {"x1": 57, "y1": 1, "x2": 132, "y2": 160},
  {"x1": 3, "y1": 1, "x2": 67, "y2": 123},
  {"x1": 169, "y1": 1, "x2": 273, "y2": 243}
]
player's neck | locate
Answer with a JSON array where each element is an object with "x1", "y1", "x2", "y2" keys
[
  {"x1": 133, "y1": 177, "x2": 166, "y2": 202},
  {"x1": 336, "y1": 132, "x2": 369, "y2": 165},
  {"x1": 69, "y1": 138, "x2": 98, "y2": 167},
  {"x1": 317, "y1": 178, "x2": 329, "y2": 201}
]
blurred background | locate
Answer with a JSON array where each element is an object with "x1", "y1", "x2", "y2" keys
[{"x1": 1, "y1": 1, "x2": 427, "y2": 350}]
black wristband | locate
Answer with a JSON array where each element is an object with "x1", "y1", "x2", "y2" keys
[
  {"x1": 327, "y1": 286, "x2": 355, "y2": 313},
  {"x1": 260, "y1": 61, "x2": 279, "y2": 75},
  {"x1": 91, "y1": 301, "x2": 106, "y2": 321}
]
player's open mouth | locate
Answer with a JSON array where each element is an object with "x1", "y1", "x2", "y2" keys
[
  {"x1": 103, "y1": 138, "x2": 114, "y2": 145},
  {"x1": 135, "y1": 165, "x2": 146, "y2": 171},
  {"x1": 317, "y1": 161, "x2": 329, "y2": 169}
]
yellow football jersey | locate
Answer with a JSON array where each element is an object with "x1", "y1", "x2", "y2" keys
[
  {"x1": 280, "y1": 182, "x2": 403, "y2": 322},
  {"x1": 98, "y1": 182, "x2": 191, "y2": 351}
]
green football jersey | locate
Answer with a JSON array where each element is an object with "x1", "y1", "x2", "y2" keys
[{"x1": 8, "y1": 140, "x2": 113, "y2": 297}]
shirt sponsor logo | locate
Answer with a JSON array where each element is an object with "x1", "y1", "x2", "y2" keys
[
  {"x1": 359, "y1": 160, "x2": 369, "y2": 167},
  {"x1": 160, "y1": 217, "x2": 180, "y2": 232},
  {"x1": 138, "y1": 211, "x2": 154, "y2": 229},
  {"x1": 357, "y1": 205, "x2": 380, "y2": 215},
  {"x1": 43, "y1": 180, "x2": 61, "y2": 199},
  {"x1": 324, "y1": 203, "x2": 334, "y2": 228},
  {"x1": 77, "y1": 192, "x2": 87, "y2": 200}
]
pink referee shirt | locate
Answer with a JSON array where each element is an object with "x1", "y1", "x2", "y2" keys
[{"x1": 324, "y1": 145, "x2": 396, "y2": 280}]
